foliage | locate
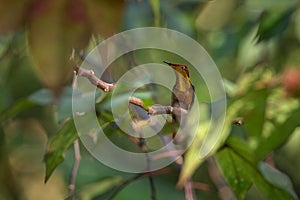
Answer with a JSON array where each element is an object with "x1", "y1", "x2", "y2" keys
[{"x1": 0, "y1": 0, "x2": 300, "y2": 199}]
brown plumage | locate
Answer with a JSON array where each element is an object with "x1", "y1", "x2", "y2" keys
[{"x1": 163, "y1": 61, "x2": 195, "y2": 138}]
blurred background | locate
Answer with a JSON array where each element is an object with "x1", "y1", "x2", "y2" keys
[{"x1": 0, "y1": 0, "x2": 300, "y2": 199}]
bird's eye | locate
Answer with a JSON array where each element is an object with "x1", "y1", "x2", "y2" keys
[{"x1": 181, "y1": 66, "x2": 185, "y2": 70}]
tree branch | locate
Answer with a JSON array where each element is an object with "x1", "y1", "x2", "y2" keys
[
  {"x1": 70, "y1": 49, "x2": 188, "y2": 117},
  {"x1": 68, "y1": 71, "x2": 82, "y2": 200}
]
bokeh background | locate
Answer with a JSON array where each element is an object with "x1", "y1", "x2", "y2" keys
[{"x1": 0, "y1": 0, "x2": 300, "y2": 199}]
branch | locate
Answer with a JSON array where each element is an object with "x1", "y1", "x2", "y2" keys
[
  {"x1": 68, "y1": 139, "x2": 81, "y2": 199},
  {"x1": 70, "y1": 50, "x2": 188, "y2": 117},
  {"x1": 132, "y1": 118, "x2": 156, "y2": 200},
  {"x1": 73, "y1": 65, "x2": 115, "y2": 92},
  {"x1": 107, "y1": 169, "x2": 170, "y2": 200},
  {"x1": 68, "y1": 71, "x2": 82, "y2": 200}
]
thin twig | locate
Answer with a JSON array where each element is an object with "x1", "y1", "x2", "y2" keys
[
  {"x1": 107, "y1": 174, "x2": 144, "y2": 200},
  {"x1": 107, "y1": 169, "x2": 170, "y2": 200},
  {"x1": 192, "y1": 182, "x2": 210, "y2": 191},
  {"x1": 73, "y1": 65, "x2": 115, "y2": 92},
  {"x1": 68, "y1": 139, "x2": 81, "y2": 199},
  {"x1": 151, "y1": 149, "x2": 185, "y2": 160},
  {"x1": 132, "y1": 118, "x2": 157, "y2": 200},
  {"x1": 68, "y1": 71, "x2": 82, "y2": 199},
  {"x1": 160, "y1": 136, "x2": 196, "y2": 200},
  {"x1": 184, "y1": 178, "x2": 196, "y2": 200}
]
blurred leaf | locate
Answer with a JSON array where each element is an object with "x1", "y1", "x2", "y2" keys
[
  {"x1": 149, "y1": 0, "x2": 160, "y2": 26},
  {"x1": 28, "y1": 88, "x2": 53, "y2": 105},
  {"x1": 173, "y1": 0, "x2": 212, "y2": 4},
  {"x1": 44, "y1": 119, "x2": 77, "y2": 182},
  {"x1": 256, "y1": 7, "x2": 296, "y2": 42},
  {"x1": 28, "y1": 87, "x2": 83, "y2": 122},
  {"x1": 245, "y1": 0, "x2": 298, "y2": 10},
  {"x1": 0, "y1": 99, "x2": 35, "y2": 122},
  {"x1": 122, "y1": 1, "x2": 153, "y2": 29},
  {"x1": 56, "y1": 87, "x2": 76, "y2": 122},
  {"x1": 223, "y1": 78, "x2": 238, "y2": 97},
  {"x1": 78, "y1": 177, "x2": 123, "y2": 200},
  {"x1": 0, "y1": 0, "x2": 29, "y2": 33},
  {"x1": 258, "y1": 162, "x2": 298, "y2": 200},
  {"x1": 84, "y1": 0, "x2": 124, "y2": 36},
  {"x1": 64, "y1": 0, "x2": 92, "y2": 49},
  {"x1": 27, "y1": 0, "x2": 91, "y2": 95},
  {"x1": 27, "y1": 0, "x2": 72, "y2": 95},
  {"x1": 195, "y1": 0, "x2": 236, "y2": 31},
  {"x1": 216, "y1": 148, "x2": 293, "y2": 199},
  {"x1": 161, "y1": 2, "x2": 195, "y2": 36}
]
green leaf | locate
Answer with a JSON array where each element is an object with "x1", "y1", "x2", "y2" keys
[
  {"x1": 44, "y1": 119, "x2": 78, "y2": 183},
  {"x1": 258, "y1": 162, "x2": 298, "y2": 200},
  {"x1": 256, "y1": 7, "x2": 296, "y2": 42},
  {"x1": 216, "y1": 148, "x2": 293, "y2": 199},
  {"x1": 226, "y1": 136, "x2": 256, "y2": 164},
  {"x1": 242, "y1": 88, "x2": 269, "y2": 138},
  {"x1": 255, "y1": 107, "x2": 300, "y2": 160},
  {"x1": 215, "y1": 148, "x2": 252, "y2": 199}
]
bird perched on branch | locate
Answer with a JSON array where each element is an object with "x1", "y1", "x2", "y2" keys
[{"x1": 163, "y1": 61, "x2": 195, "y2": 138}]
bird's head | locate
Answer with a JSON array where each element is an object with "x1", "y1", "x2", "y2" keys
[{"x1": 163, "y1": 61, "x2": 190, "y2": 79}]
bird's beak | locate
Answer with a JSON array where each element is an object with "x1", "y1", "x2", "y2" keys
[
  {"x1": 163, "y1": 61, "x2": 180, "y2": 69},
  {"x1": 163, "y1": 61, "x2": 178, "y2": 67}
]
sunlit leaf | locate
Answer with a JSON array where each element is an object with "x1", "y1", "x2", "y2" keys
[
  {"x1": 255, "y1": 106, "x2": 300, "y2": 160},
  {"x1": 44, "y1": 119, "x2": 77, "y2": 182},
  {"x1": 242, "y1": 88, "x2": 269, "y2": 139}
]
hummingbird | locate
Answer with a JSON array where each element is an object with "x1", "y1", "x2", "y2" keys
[{"x1": 163, "y1": 61, "x2": 195, "y2": 138}]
